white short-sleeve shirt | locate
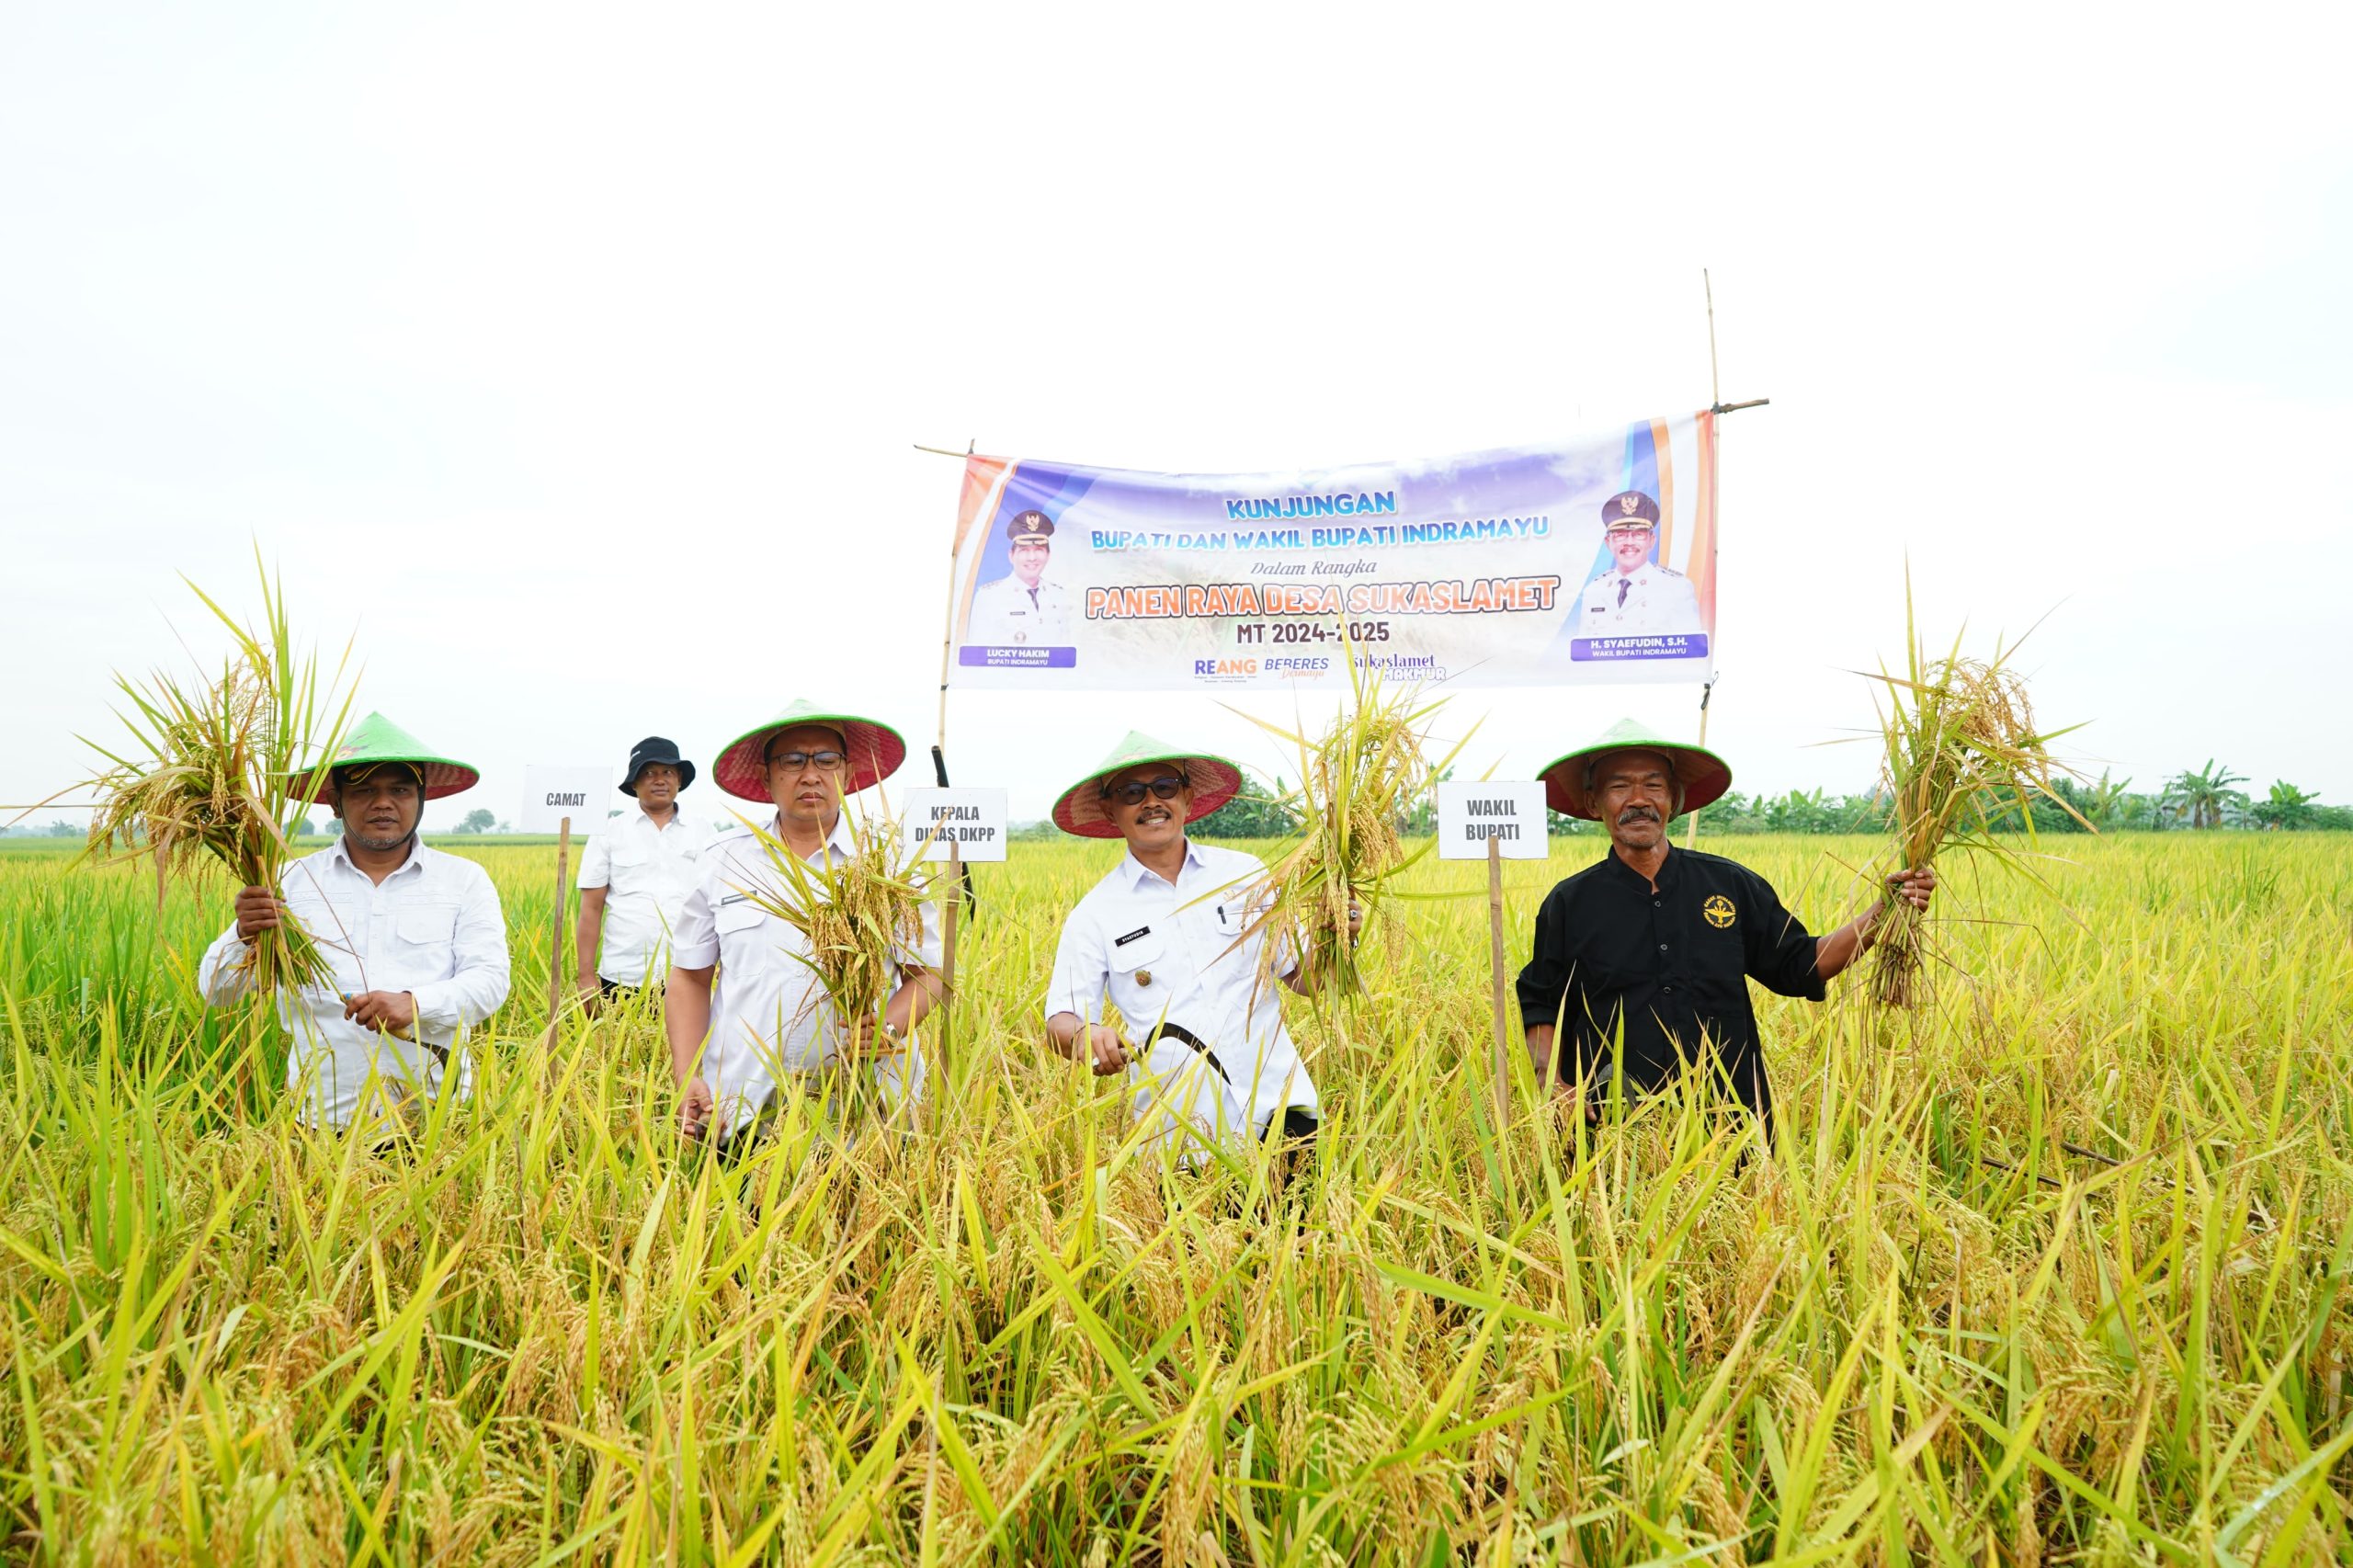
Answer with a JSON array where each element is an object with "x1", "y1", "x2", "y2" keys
[
  {"x1": 198, "y1": 838, "x2": 511, "y2": 1128},
  {"x1": 670, "y1": 813, "x2": 942, "y2": 1130},
  {"x1": 1046, "y1": 838, "x2": 1317, "y2": 1133},
  {"x1": 576, "y1": 804, "x2": 713, "y2": 984}
]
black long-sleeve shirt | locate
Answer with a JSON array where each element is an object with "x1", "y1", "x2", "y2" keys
[{"x1": 1514, "y1": 846, "x2": 1824, "y2": 1123}]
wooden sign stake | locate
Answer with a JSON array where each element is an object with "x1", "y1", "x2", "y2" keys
[
  {"x1": 1485, "y1": 833, "x2": 1510, "y2": 1128},
  {"x1": 937, "y1": 837, "x2": 961, "y2": 1118},
  {"x1": 544, "y1": 815, "x2": 571, "y2": 1050}
]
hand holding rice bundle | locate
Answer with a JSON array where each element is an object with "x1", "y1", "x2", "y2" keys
[
  {"x1": 79, "y1": 559, "x2": 357, "y2": 1000},
  {"x1": 1867, "y1": 586, "x2": 2086, "y2": 1008},
  {"x1": 1241, "y1": 669, "x2": 1464, "y2": 999},
  {"x1": 741, "y1": 806, "x2": 929, "y2": 1059}
]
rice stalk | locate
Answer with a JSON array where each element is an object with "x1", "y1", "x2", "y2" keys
[
  {"x1": 75, "y1": 550, "x2": 358, "y2": 1001},
  {"x1": 1233, "y1": 655, "x2": 1472, "y2": 998},
  {"x1": 736, "y1": 798, "x2": 929, "y2": 1061},
  {"x1": 1865, "y1": 572, "x2": 2087, "y2": 1006}
]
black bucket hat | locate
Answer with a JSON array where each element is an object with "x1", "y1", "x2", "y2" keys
[{"x1": 620, "y1": 736, "x2": 697, "y2": 797}]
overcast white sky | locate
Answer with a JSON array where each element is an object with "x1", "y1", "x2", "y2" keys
[{"x1": 5, "y1": 4, "x2": 2346, "y2": 828}]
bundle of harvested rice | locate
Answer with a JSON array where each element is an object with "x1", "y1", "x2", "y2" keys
[
  {"x1": 79, "y1": 557, "x2": 357, "y2": 998},
  {"x1": 1867, "y1": 581, "x2": 2086, "y2": 1007},
  {"x1": 1238, "y1": 660, "x2": 1469, "y2": 997},
  {"x1": 739, "y1": 801, "x2": 929, "y2": 1057}
]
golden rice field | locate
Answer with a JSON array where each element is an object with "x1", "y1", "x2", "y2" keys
[{"x1": 1, "y1": 831, "x2": 2347, "y2": 1564}]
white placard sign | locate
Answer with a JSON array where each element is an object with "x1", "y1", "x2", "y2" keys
[
  {"x1": 902, "y1": 788, "x2": 1009, "y2": 862},
  {"x1": 1435, "y1": 780, "x2": 1549, "y2": 860},
  {"x1": 521, "y1": 765, "x2": 612, "y2": 834}
]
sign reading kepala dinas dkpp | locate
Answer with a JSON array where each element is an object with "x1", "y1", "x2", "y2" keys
[{"x1": 942, "y1": 413, "x2": 1720, "y2": 693}]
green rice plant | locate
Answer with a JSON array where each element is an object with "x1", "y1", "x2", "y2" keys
[
  {"x1": 0, "y1": 830, "x2": 2348, "y2": 1562},
  {"x1": 74, "y1": 551, "x2": 358, "y2": 1001},
  {"x1": 1234, "y1": 661, "x2": 1471, "y2": 998},
  {"x1": 1864, "y1": 575, "x2": 2087, "y2": 1007}
]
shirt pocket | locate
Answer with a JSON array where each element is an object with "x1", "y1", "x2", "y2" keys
[
  {"x1": 389, "y1": 902, "x2": 460, "y2": 986},
  {"x1": 712, "y1": 898, "x2": 770, "y2": 970},
  {"x1": 1105, "y1": 926, "x2": 1169, "y2": 1028}
]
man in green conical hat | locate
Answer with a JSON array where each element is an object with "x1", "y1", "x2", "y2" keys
[
  {"x1": 1040, "y1": 731, "x2": 1355, "y2": 1174},
  {"x1": 1515, "y1": 718, "x2": 1934, "y2": 1134},
  {"x1": 198, "y1": 711, "x2": 512, "y2": 1131}
]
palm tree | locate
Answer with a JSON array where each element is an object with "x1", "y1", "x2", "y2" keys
[{"x1": 2163, "y1": 760, "x2": 2248, "y2": 829}]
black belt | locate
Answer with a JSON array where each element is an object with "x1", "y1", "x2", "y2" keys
[{"x1": 1141, "y1": 1020, "x2": 1228, "y2": 1084}]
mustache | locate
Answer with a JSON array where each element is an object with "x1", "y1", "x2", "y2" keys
[{"x1": 1616, "y1": 806, "x2": 1662, "y2": 824}]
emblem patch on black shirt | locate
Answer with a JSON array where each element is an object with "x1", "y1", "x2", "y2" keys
[
  {"x1": 1114, "y1": 926, "x2": 1152, "y2": 947},
  {"x1": 1702, "y1": 894, "x2": 1735, "y2": 928}
]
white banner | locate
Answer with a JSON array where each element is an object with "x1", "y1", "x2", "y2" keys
[
  {"x1": 943, "y1": 413, "x2": 1719, "y2": 692},
  {"x1": 521, "y1": 765, "x2": 612, "y2": 835},
  {"x1": 1435, "y1": 780, "x2": 1549, "y2": 860},
  {"x1": 902, "y1": 787, "x2": 1009, "y2": 863}
]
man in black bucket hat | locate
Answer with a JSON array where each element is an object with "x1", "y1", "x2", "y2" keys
[{"x1": 574, "y1": 736, "x2": 710, "y2": 1006}]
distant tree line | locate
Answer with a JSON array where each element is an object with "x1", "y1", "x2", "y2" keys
[{"x1": 1181, "y1": 761, "x2": 2352, "y2": 838}]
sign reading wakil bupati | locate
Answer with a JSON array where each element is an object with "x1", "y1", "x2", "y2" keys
[
  {"x1": 942, "y1": 413, "x2": 1719, "y2": 693},
  {"x1": 902, "y1": 788, "x2": 1009, "y2": 863},
  {"x1": 520, "y1": 766, "x2": 612, "y2": 834},
  {"x1": 1435, "y1": 781, "x2": 1550, "y2": 860}
]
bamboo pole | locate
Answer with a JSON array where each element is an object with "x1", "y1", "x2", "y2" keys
[
  {"x1": 1687, "y1": 678, "x2": 1717, "y2": 848},
  {"x1": 937, "y1": 838, "x2": 960, "y2": 1113},
  {"x1": 544, "y1": 816, "x2": 571, "y2": 1049},
  {"x1": 1485, "y1": 834, "x2": 1510, "y2": 1128}
]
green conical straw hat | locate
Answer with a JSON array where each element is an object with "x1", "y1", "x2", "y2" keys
[
  {"x1": 712, "y1": 699, "x2": 906, "y2": 802},
  {"x1": 289, "y1": 711, "x2": 481, "y2": 803},
  {"x1": 1051, "y1": 731, "x2": 1246, "y2": 839},
  {"x1": 1536, "y1": 717, "x2": 1733, "y2": 820}
]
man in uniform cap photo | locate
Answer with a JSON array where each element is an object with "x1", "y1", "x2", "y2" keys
[
  {"x1": 1041, "y1": 731, "x2": 1355, "y2": 1179},
  {"x1": 1515, "y1": 718, "x2": 1932, "y2": 1135},
  {"x1": 965, "y1": 508, "x2": 1076, "y2": 647},
  {"x1": 198, "y1": 711, "x2": 512, "y2": 1131},
  {"x1": 574, "y1": 735, "x2": 710, "y2": 1007},
  {"x1": 665, "y1": 699, "x2": 942, "y2": 1150},
  {"x1": 1565, "y1": 490, "x2": 1704, "y2": 642}
]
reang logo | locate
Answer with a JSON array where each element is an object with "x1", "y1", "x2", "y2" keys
[{"x1": 1192, "y1": 657, "x2": 1258, "y2": 676}]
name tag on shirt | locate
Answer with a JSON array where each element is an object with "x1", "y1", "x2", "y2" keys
[{"x1": 1114, "y1": 926, "x2": 1152, "y2": 947}]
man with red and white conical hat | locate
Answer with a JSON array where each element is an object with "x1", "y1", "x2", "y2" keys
[{"x1": 665, "y1": 699, "x2": 942, "y2": 1149}]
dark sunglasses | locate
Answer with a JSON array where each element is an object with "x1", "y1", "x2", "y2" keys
[
  {"x1": 767, "y1": 749, "x2": 847, "y2": 771},
  {"x1": 1103, "y1": 774, "x2": 1187, "y2": 807}
]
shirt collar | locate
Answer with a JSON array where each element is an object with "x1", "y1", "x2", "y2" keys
[
  {"x1": 758, "y1": 812, "x2": 860, "y2": 861},
  {"x1": 1605, "y1": 842, "x2": 1678, "y2": 889},
  {"x1": 329, "y1": 835, "x2": 426, "y2": 879},
  {"x1": 1122, "y1": 836, "x2": 1204, "y2": 891}
]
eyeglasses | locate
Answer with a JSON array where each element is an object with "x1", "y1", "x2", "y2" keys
[
  {"x1": 1104, "y1": 775, "x2": 1187, "y2": 807},
  {"x1": 767, "y1": 750, "x2": 847, "y2": 771}
]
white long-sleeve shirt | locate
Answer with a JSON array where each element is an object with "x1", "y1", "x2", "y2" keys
[
  {"x1": 576, "y1": 805, "x2": 711, "y2": 985},
  {"x1": 669, "y1": 814, "x2": 941, "y2": 1132},
  {"x1": 198, "y1": 837, "x2": 511, "y2": 1129},
  {"x1": 1046, "y1": 838, "x2": 1317, "y2": 1137}
]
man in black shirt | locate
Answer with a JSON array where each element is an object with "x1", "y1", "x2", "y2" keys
[{"x1": 1515, "y1": 719, "x2": 1934, "y2": 1131}]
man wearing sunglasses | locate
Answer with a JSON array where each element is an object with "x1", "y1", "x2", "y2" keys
[
  {"x1": 665, "y1": 700, "x2": 942, "y2": 1149},
  {"x1": 1042, "y1": 731, "x2": 1353, "y2": 1176}
]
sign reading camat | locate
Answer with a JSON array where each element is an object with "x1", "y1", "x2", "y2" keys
[
  {"x1": 1435, "y1": 780, "x2": 1548, "y2": 860},
  {"x1": 902, "y1": 788, "x2": 1009, "y2": 863},
  {"x1": 520, "y1": 765, "x2": 613, "y2": 835}
]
